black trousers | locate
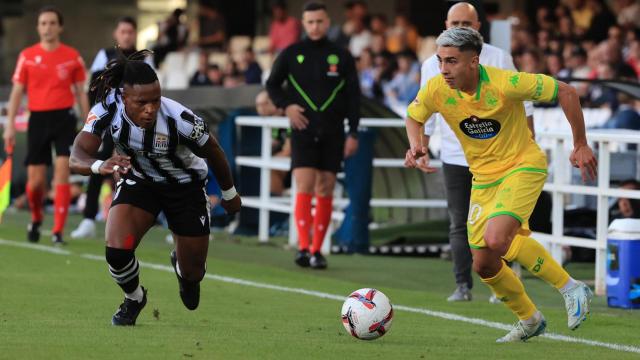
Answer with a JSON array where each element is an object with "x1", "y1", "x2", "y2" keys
[{"x1": 442, "y1": 162, "x2": 474, "y2": 289}]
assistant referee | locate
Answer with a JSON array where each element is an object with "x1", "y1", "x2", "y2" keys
[
  {"x1": 3, "y1": 6, "x2": 89, "y2": 245},
  {"x1": 266, "y1": 1, "x2": 360, "y2": 269}
]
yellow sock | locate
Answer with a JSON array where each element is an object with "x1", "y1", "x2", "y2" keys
[
  {"x1": 481, "y1": 262, "x2": 537, "y2": 320},
  {"x1": 504, "y1": 235, "x2": 570, "y2": 289}
]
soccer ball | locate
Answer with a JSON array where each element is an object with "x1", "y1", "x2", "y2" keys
[{"x1": 340, "y1": 288, "x2": 394, "y2": 340}]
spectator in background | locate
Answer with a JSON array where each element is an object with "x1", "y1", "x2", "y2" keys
[
  {"x1": 237, "y1": 47, "x2": 262, "y2": 84},
  {"x1": 358, "y1": 48, "x2": 376, "y2": 98},
  {"x1": 269, "y1": 1, "x2": 301, "y2": 54},
  {"x1": 152, "y1": 8, "x2": 189, "y2": 68},
  {"x1": 348, "y1": 17, "x2": 372, "y2": 57},
  {"x1": 190, "y1": 52, "x2": 214, "y2": 86},
  {"x1": 602, "y1": 65, "x2": 640, "y2": 130},
  {"x1": 386, "y1": 14, "x2": 418, "y2": 53},
  {"x1": 583, "y1": 0, "x2": 616, "y2": 43},
  {"x1": 614, "y1": 0, "x2": 640, "y2": 29},
  {"x1": 369, "y1": 14, "x2": 388, "y2": 36},
  {"x1": 625, "y1": 38, "x2": 640, "y2": 77},
  {"x1": 198, "y1": 2, "x2": 226, "y2": 51},
  {"x1": 610, "y1": 179, "x2": 640, "y2": 221},
  {"x1": 207, "y1": 64, "x2": 224, "y2": 86},
  {"x1": 383, "y1": 50, "x2": 419, "y2": 111},
  {"x1": 518, "y1": 49, "x2": 544, "y2": 73},
  {"x1": 369, "y1": 33, "x2": 386, "y2": 55},
  {"x1": 567, "y1": 0, "x2": 594, "y2": 34},
  {"x1": 371, "y1": 50, "x2": 394, "y2": 100},
  {"x1": 545, "y1": 52, "x2": 565, "y2": 77},
  {"x1": 223, "y1": 60, "x2": 245, "y2": 88}
]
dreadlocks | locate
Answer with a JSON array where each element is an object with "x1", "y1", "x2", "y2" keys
[{"x1": 91, "y1": 49, "x2": 157, "y2": 107}]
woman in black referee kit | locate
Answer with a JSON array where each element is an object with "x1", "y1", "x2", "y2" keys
[{"x1": 70, "y1": 50, "x2": 241, "y2": 326}]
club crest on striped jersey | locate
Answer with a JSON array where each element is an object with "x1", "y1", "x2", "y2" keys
[{"x1": 154, "y1": 134, "x2": 169, "y2": 150}]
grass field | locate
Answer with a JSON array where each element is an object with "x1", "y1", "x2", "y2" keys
[{"x1": 1, "y1": 211, "x2": 639, "y2": 360}]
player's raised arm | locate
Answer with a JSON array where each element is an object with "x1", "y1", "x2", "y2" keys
[{"x1": 556, "y1": 80, "x2": 598, "y2": 182}]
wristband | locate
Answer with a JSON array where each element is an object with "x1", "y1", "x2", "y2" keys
[
  {"x1": 221, "y1": 186, "x2": 237, "y2": 201},
  {"x1": 90, "y1": 160, "x2": 104, "y2": 174}
]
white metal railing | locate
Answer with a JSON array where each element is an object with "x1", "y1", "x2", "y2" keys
[{"x1": 235, "y1": 115, "x2": 640, "y2": 296}]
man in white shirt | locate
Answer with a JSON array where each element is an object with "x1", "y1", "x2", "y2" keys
[{"x1": 417, "y1": 2, "x2": 535, "y2": 302}]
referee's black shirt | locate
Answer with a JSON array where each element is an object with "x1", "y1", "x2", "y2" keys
[{"x1": 266, "y1": 37, "x2": 360, "y2": 136}]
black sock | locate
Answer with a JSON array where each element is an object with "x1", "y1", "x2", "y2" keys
[{"x1": 105, "y1": 247, "x2": 140, "y2": 294}]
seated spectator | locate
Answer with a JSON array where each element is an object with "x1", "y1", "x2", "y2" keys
[
  {"x1": 369, "y1": 14, "x2": 388, "y2": 36},
  {"x1": 269, "y1": 1, "x2": 301, "y2": 54},
  {"x1": 518, "y1": 49, "x2": 545, "y2": 73},
  {"x1": 601, "y1": 65, "x2": 640, "y2": 130},
  {"x1": 237, "y1": 47, "x2": 262, "y2": 84},
  {"x1": 198, "y1": 2, "x2": 226, "y2": 51},
  {"x1": 610, "y1": 179, "x2": 640, "y2": 221},
  {"x1": 349, "y1": 17, "x2": 372, "y2": 58},
  {"x1": 223, "y1": 61, "x2": 245, "y2": 88},
  {"x1": 383, "y1": 50, "x2": 419, "y2": 110},
  {"x1": 369, "y1": 33, "x2": 386, "y2": 55},
  {"x1": 358, "y1": 48, "x2": 376, "y2": 98},
  {"x1": 190, "y1": 53, "x2": 214, "y2": 86},
  {"x1": 615, "y1": 0, "x2": 640, "y2": 29},
  {"x1": 386, "y1": 14, "x2": 418, "y2": 53},
  {"x1": 545, "y1": 52, "x2": 565, "y2": 77},
  {"x1": 207, "y1": 64, "x2": 224, "y2": 86},
  {"x1": 152, "y1": 8, "x2": 189, "y2": 67}
]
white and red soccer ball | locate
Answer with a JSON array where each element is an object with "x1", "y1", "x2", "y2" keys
[{"x1": 341, "y1": 288, "x2": 394, "y2": 340}]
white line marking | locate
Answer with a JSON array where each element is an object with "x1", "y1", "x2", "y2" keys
[{"x1": 2, "y1": 238, "x2": 639, "y2": 354}]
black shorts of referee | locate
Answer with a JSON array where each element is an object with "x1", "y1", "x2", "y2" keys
[
  {"x1": 25, "y1": 108, "x2": 77, "y2": 165},
  {"x1": 290, "y1": 128, "x2": 345, "y2": 174}
]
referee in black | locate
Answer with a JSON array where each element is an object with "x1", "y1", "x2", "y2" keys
[{"x1": 266, "y1": 1, "x2": 360, "y2": 269}]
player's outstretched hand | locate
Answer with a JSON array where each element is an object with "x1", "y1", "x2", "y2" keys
[
  {"x1": 404, "y1": 145, "x2": 427, "y2": 168},
  {"x1": 570, "y1": 143, "x2": 598, "y2": 183},
  {"x1": 101, "y1": 155, "x2": 132, "y2": 181},
  {"x1": 416, "y1": 154, "x2": 438, "y2": 174},
  {"x1": 221, "y1": 194, "x2": 242, "y2": 215}
]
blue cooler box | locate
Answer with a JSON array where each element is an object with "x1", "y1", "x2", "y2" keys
[{"x1": 607, "y1": 218, "x2": 640, "y2": 309}]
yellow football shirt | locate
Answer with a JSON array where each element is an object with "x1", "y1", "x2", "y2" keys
[{"x1": 407, "y1": 64, "x2": 558, "y2": 177}]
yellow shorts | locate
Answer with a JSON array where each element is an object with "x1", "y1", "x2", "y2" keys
[{"x1": 467, "y1": 167, "x2": 547, "y2": 249}]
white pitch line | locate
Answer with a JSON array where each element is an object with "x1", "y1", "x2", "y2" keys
[{"x1": 2, "y1": 238, "x2": 639, "y2": 355}]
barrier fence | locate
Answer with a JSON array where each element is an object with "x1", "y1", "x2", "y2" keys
[{"x1": 235, "y1": 115, "x2": 640, "y2": 296}]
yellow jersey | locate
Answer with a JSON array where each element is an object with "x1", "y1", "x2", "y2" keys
[{"x1": 407, "y1": 64, "x2": 558, "y2": 177}]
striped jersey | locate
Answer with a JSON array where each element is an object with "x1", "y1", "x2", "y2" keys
[{"x1": 82, "y1": 91, "x2": 209, "y2": 184}]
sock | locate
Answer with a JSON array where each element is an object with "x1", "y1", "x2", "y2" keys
[
  {"x1": 125, "y1": 285, "x2": 144, "y2": 303},
  {"x1": 294, "y1": 193, "x2": 313, "y2": 251},
  {"x1": 559, "y1": 277, "x2": 578, "y2": 293},
  {"x1": 521, "y1": 310, "x2": 542, "y2": 326},
  {"x1": 503, "y1": 235, "x2": 570, "y2": 290},
  {"x1": 106, "y1": 247, "x2": 140, "y2": 294},
  {"x1": 26, "y1": 185, "x2": 43, "y2": 223},
  {"x1": 52, "y1": 184, "x2": 71, "y2": 234},
  {"x1": 311, "y1": 195, "x2": 333, "y2": 254},
  {"x1": 481, "y1": 261, "x2": 538, "y2": 320}
]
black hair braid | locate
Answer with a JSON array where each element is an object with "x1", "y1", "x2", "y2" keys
[{"x1": 90, "y1": 49, "x2": 155, "y2": 107}]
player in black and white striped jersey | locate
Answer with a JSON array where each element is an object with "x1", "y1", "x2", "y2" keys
[{"x1": 69, "y1": 50, "x2": 241, "y2": 326}]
